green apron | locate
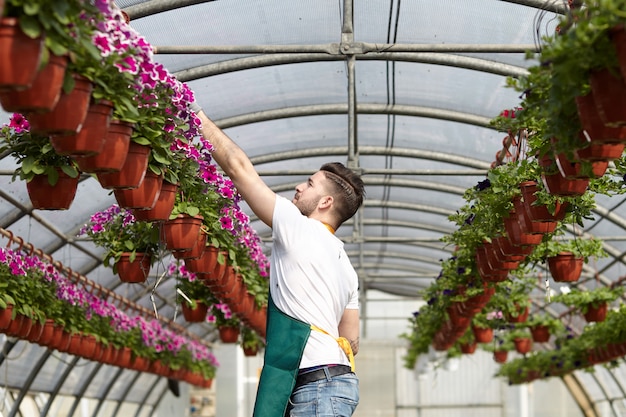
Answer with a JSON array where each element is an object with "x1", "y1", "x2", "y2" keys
[{"x1": 253, "y1": 295, "x2": 311, "y2": 417}]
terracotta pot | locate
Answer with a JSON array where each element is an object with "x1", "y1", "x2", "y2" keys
[
  {"x1": 611, "y1": 25, "x2": 626, "y2": 82},
  {"x1": 0, "y1": 54, "x2": 68, "y2": 112},
  {"x1": 133, "y1": 181, "x2": 178, "y2": 222},
  {"x1": 116, "y1": 347, "x2": 133, "y2": 368},
  {"x1": 584, "y1": 302, "x2": 608, "y2": 323},
  {"x1": 97, "y1": 142, "x2": 150, "y2": 189},
  {"x1": 162, "y1": 214, "x2": 204, "y2": 252},
  {"x1": 574, "y1": 129, "x2": 625, "y2": 161},
  {"x1": 575, "y1": 93, "x2": 626, "y2": 144},
  {"x1": 555, "y1": 151, "x2": 609, "y2": 179},
  {"x1": 476, "y1": 246, "x2": 508, "y2": 282},
  {"x1": 460, "y1": 342, "x2": 477, "y2": 354},
  {"x1": 547, "y1": 252, "x2": 583, "y2": 282},
  {"x1": 74, "y1": 119, "x2": 133, "y2": 173},
  {"x1": 519, "y1": 180, "x2": 569, "y2": 223},
  {"x1": 181, "y1": 301, "x2": 208, "y2": 323},
  {"x1": 530, "y1": 325, "x2": 550, "y2": 343},
  {"x1": 243, "y1": 346, "x2": 259, "y2": 357},
  {"x1": 541, "y1": 172, "x2": 589, "y2": 197},
  {"x1": 218, "y1": 326, "x2": 240, "y2": 343},
  {"x1": 116, "y1": 252, "x2": 151, "y2": 283},
  {"x1": 493, "y1": 350, "x2": 508, "y2": 363},
  {"x1": 50, "y1": 99, "x2": 113, "y2": 156},
  {"x1": 114, "y1": 171, "x2": 163, "y2": 210},
  {"x1": 26, "y1": 320, "x2": 44, "y2": 343},
  {"x1": 0, "y1": 305, "x2": 14, "y2": 330},
  {"x1": 0, "y1": 17, "x2": 43, "y2": 91},
  {"x1": 503, "y1": 214, "x2": 543, "y2": 247},
  {"x1": 185, "y1": 245, "x2": 221, "y2": 275},
  {"x1": 514, "y1": 337, "x2": 532, "y2": 354},
  {"x1": 514, "y1": 197, "x2": 557, "y2": 235},
  {"x1": 36, "y1": 319, "x2": 56, "y2": 347},
  {"x1": 172, "y1": 231, "x2": 207, "y2": 260},
  {"x1": 590, "y1": 67, "x2": 626, "y2": 127},
  {"x1": 26, "y1": 74, "x2": 93, "y2": 135},
  {"x1": 26, "y1": 171, "x2": 79, "y2": 210},
  {"x1": 506, "y1": 305, "x2": 529, "y2": 323}
]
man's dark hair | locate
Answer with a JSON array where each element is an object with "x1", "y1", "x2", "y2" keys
[{"x1": 320, "y1": 162, "x2": 365, "y2": 226}]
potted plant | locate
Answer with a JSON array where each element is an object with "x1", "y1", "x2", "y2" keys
[
  {"x1": 526, "y1": 313, "x2": 566, "y2": 343},
  {"x1": 0, "y1": 113, "x2": 80, "y2": 208},
  {"x1": 78, "y1": 204, "x2": 160, "y2": 281},
  {"x1": 240, "y1": 326, "x2": 265, "y2": 357},
  {"x1": 553, "y1": 286, "x2": 621, "y2": 322},
  {"x1": 530, "y1": 236, "x2": 606, "y2": 282},
  {"x1": 170, "y1": 260, "x2": 214, "y2": 323},
  {"x1": 207, "y1": 302, "x2": 241, "y2": 343}
]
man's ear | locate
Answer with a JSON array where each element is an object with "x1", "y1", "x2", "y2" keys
[{"x1": 319, "y1": 195, "x2": 333, "y2": 209}]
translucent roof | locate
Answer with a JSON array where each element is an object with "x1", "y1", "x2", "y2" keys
[{"x1": 2, "y1": 0, "x2": 626, "y2": 413}]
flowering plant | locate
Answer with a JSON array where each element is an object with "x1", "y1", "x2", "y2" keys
[
  {"x1": 168, "y1": 260, "x2": 215, "y2": 309},
  {"x1": 207, "y1": 302, "x2": 240, "y2": 328},
  {"x1": 0, "y1": 245, "x2": 219, "y2": 380},
  {"x1": 78, "y1": 204, "x2": 160, "y2": 270},
  {"x1": 0, "y1": 114, "x2": 79, "y2": 184}
]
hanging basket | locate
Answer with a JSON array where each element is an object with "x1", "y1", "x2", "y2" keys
[
  {"x1": 0, "y1": 54, "x2": 68, "y2": 113},
  {"x1": 132, "y1": 181, "x2": 178, "y2": 222},
  {"x1": 26, "y1": 74, "x2": 93, "y2": 135},
  {"x1": 114, "y1": 171, "x2": 163, "y2": 210},
  {"x1": 519, "y1": 180, "x2": 569, "y2": 223},
  {"x1": 218, "y1": 326, "x2": 240, "y2": 343},
  {"x1": 589, "y1": 67, "x2": 626, "y2": 127},
  {"x1": 0, "y1": 17, "x2": 43, "y2": 91},
  {"x1": 530, "y1": 325, "x2": 550, "y2": 343},
  {"x1": 493, "y1": 350, "x2": 508, "y2": 363},
  {"x1": 162, "y1": 214, "x2": 204, "y2": 252},
  {"x1": 541, "y1": 172, "x2": 589, "y2": 197},
  {"x1": 97, "y1": 141, "x2": 150, "y2": 189},
  {"x1": 116, "y1": 252, "x2": 152, "y2": 283},
  {"x1": 74, "y1": 119, "x2": 133, "y2": 173},
  {"x1": 547, "y1": 252, "x2": 583, "y2": 282},
  {"x1": 50, "y1": 99, "x2": 113, "y2": 156},
  {"x1": 181, "y1": 301, "x2": 209, "y2": 323},
  {"x1": 513, "y1": 337, "x2": 532, "y2": 355},
  {"x1": 584, "y1": 302, "x2": 608, "y2": 323},
  {"x1": 575, "y1": 93, "x2": 626, "y2": 144},
  {"x1": 26, "y1": 170, "x2": 79, "y2": 210}
]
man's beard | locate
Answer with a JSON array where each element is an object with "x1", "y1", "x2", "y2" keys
[{"x1": 294, "y1": 196, "x2": 319, "y2": 217}]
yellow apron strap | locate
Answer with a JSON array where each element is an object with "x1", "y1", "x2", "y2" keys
[{"x1": 310, "y1": 325, "x2": 355, "y2": 372}]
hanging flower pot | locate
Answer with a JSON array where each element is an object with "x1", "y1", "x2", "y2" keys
[
  {"x1": 97, "y1": 141, "x2": 150, "y2": 189},
  {"x1": 513, "y1": 197, "x2": 557, "y2": 235},
  {"x1": 611, "y1": 25, "x2": 626, "y2": 81},
  {"x1": 132, "y1": 181, "x2": 178, "y2": 222},
  {"x1": 506, "y1": 304, "x2": 529, "y2": 323},
  {"x1": 26, "y1": 74, "x2": 93, "y2": 135},
  {"x1": 555, "y1": 151, "x2": 608, "y2": 180},
  {"x1": 513, "y1": 337, "x2": 532, "y2": 354},
  {"x1": 172, "y1": 230, "x2": 207, "y2": 260},
  {"x1": 0, "y1": 17, "x2": 43, "y2": 91},
  {"x1": 530, "y1": 325, "x2": 550, "y2": 343},
  {"x1": 0, "y1": 305, "x2": 14, "y2": 330},
  {"x1": 218, "y1": 325, "x2": 240, "y2": 343},
  {"x1": 0, "y1": 54, "x2": 68, "y2": 113},
  {"x1": 504, "y1": 213, "x2": 543, "y2": 247},
  {"x1": 460, "y1": 342, "x2": 477, "y2": 355},
  {"x1": 181, "y1": 301, "x2": 209, "y2": 323},
  {"x1": 26, "y1": 170, "x2": 79, "y2": 210},
  {"x1": 162, "y1": 214, "x2": 204, "y2": 252},
  {"x1": 547, "y1": 252, "x2": 583, "y2": 282},
  {"x1": 185, "y1": 244, "x2": 221, "y2": 275},
  {"x1": 519, "y1": 180, "x2": 569, "y2": 223},
  {"x1": 49, "y1": 99, "x2": 114, "y2": 156},
  {"x1": 114, "y1": 171, "x2": 163, "y2": 210},
  {"x1": 472, "y1": 326, "x2": 493, "y2": 343},
  {"x1": 36, "y1": 319, "x2": 56, "y2": 347},
  {"x1": 590, "y1": 67, "x2": 626, "y2": 127},
  {"x1": 243, "y1": 345, "x2": 259, "y2": 357},
  {"x1": 541, "y1": 172, "x2": 589, "y2": 197},
  {"x1": 115, "y1": 252, "x2": 152, "y2": 283},
  {"x1": 73, "y1": 119, "x2": 133, "y2": 173},
  {"x1": 584, "y1": 302, "x2": 608, "y2": 323},
  {"x1": 493, "y1": 350, "x2": 508, "y2": 363},
  {"x1": 575, "y1": 93, "x2": 626, "y2": 144}
]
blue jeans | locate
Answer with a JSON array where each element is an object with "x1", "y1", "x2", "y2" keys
[{"x1": 286, "y1": 372, "x2": 359, "y2": 416}]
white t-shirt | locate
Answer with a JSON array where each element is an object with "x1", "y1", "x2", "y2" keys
[{"x1": 270, "y1": 195, "x2": 359, "y2": 369}]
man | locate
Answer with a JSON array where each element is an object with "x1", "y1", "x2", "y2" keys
[{"x1": 193, "y1": 105, "x2": 364, "y2": 417}]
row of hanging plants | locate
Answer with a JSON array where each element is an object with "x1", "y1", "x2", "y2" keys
[
  {"x1": 402, "y1": 0, "x2": 626, "y2": 380},
  {"x1": 0, "y1": 0, "x2": 271, "y2": 349},
  {"x1": 0, "y1": 245, "x2": 217, "y2": 387}
]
